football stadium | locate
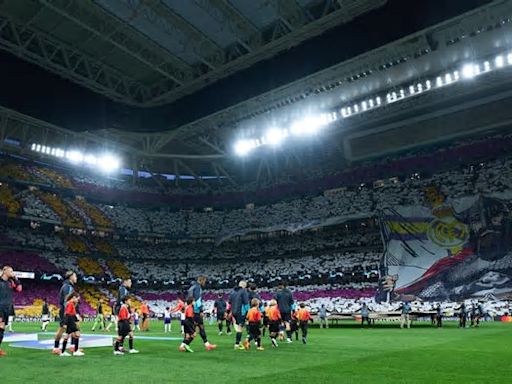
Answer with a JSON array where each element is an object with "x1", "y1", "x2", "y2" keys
[{"x1": 1, "y1": 0, "x2": 512, "y2": 382}]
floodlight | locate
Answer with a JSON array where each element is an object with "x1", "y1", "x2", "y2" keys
[
  {"x1": 84, "y1": 154, "x2": 97, "y2": 165},
  {"x1": 462, "y1": 63, "x2": 477, "y2": 79},
  {"x1": 66, "y1": 150, "x2": 83, "y2": 163},
  {"x1": 31, "y1": 143, "x2": 36, "y2": 151},
  {"x1": 290, "y1": 116, "x2": 325, "y2": 136},
  {"x1": 507, "y1": 53, "x2": 512, "y2": 65},
  {"x1": 495, "y1": 55, "x2": 504, "y2": 68},
  {"x1": 98, "y1": 154, "x2": 120, "y2": 172},
  {"x1": 234, "y1": 139, "x2": 255, "y2": 156},
  {"x1": 264, "y1": 128, "x2": 287, "y2": 145}
]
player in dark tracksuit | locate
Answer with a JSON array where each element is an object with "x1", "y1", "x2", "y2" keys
[
  {"x1": 187, "y1": 276, "x2": 216, "y2": 351},
  {"x1": 229, "y1": 280, "x2": 249, "y2": 350},
  {"x1": 115, "y1": 279, "x2": 131, "y2": 316},
  {"x1": 275, "y1": 282, "x2": 294, "y2": 342},
  {"x1": 458, "y1": 303, "x2": 467, "y2": 328},
  {"x1": 213, "y1": 294, "x2": 227, "y2": 335},
  {"x1": 0, "y1": 266, "x2": 22, "y2": 356},
  {"x1": 52, "y1": 271, "x2": 77, "y2": 354}
]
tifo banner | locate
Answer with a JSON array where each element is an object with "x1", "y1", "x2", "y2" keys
[
  {"x1": 377, "y1": 187, "x2": 512, "y2": 302},
  {"x1": 215, "y1": 213, "x2": 369, "y2": 245}
]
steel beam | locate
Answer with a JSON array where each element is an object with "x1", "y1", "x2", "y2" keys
[
  {"x1": 40, "y1": 0, "x2": 190, "y2": 87},
  {"x1": 0, "y1": 15, "x2": 149, "y2": 104}
]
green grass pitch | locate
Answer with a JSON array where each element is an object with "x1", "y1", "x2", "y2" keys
[{"x1": 2, "y1": 321, "x2": 511, "y2": 383}]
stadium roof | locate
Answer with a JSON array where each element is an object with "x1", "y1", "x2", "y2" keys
[
  {"x1": 0, "y1": 0, "x2": 388, "y2": 107},
  {"x1": 2, "y1": 0, "x2": 510, "y2": 186}
]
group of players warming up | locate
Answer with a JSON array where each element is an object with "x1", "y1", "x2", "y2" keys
[
  {"x1": 0, "y1": 268, "x2": 313, "y2": 357},
  {"x1": 209, "y1": 280, "x2": 312, "y2": 352}
]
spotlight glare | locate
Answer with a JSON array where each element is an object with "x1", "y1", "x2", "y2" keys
[
  {"x1": 98, "y1": 154, "x2": 120, "y2": 173},
  {"x1": 264, "y1": 128, "x2": 287, "y2": 146},
  {"x1": 36, "y1": 144, "x2": 41, "y2": 152},
  {"x1": 31, "y1": 143, "x2": 36, "y2": 151},
  {"x1": 84, "y1": 154, "x2": 97, "y2": 166},
  {"x1": 66, "y1": 150, "x2": 83, "y2": 163},
  {"x1": 462, "y1": 63, "x2": 477, "y2": 79},
  {"x1": 495, "y1": 55, "x2": 504, "y2": 68},
  {"x1": 291, "y1": 116, "x2": 326, "y2": 136},
  {"x1": 436, "y1": 76, "x2": 443, "y2": 87},
  {"x1": 507, "y1": 53, "x2": 512, "y2": 65},
  {"x1": 234, "y1": 139, "x2": 255, "y2": 156}
]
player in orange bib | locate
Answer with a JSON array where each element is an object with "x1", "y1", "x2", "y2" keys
[
  {"x1": 296, "y1": 303, "x2": 313, "y2": 344},
  {"x1": 114, "y1": 296, "x2": 139, "y2": 355},
  {"x1": 243, "y1": 298, "x2": 264, "y2": 351},
  {"x1": 178, "y1": 298, "x2": 196, "y2": 353},
  {"x1": 60, "y1": 292, "x2": 83, "y2": 357},
  {"x1": 267, "y1": 299, "x2": 281, "y2": 348}
]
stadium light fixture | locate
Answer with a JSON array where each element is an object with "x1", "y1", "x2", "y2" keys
[
  {"x1": 66, "y1": 150, "x2": 83, "y2": 163},
  {"x1": 98, "y1": 154, "x2": 120, "y2": 173},
  {"x1": 234, "y1": 139, "x2": 255, "y2": 156},
  {"x1": 507, "y1": 53, "x2": 512, "y2": 65},
  {"x1": 290, "y1": 116, "x2": 327, "y2": 136},
  {"x1": 495, "y1": 55, "x2": 505, "y2": 68},
  {"x1": 84, "y1": 154, "x2": 97, "y2": 166},
  {"x1": 264, "y1": 128, "x2": 287, "y2": 146},
  {"x1": 462, "y1": 63, "x2": 477, "y2": 79}
]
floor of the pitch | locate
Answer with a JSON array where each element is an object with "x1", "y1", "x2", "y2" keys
[{"x1": 7, "y1": 332, "x2": 182, "y2": 350}]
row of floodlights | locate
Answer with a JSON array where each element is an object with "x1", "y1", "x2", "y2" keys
[
  {"x1": 234, "y1": 53, "x2": 512, "y2": 156},
  {"x1": 31, "y1": 143, "x2": 120, "y2": 173},
  {"x1": 234, "y1": 113, "x2": 337, "y2": 156}
]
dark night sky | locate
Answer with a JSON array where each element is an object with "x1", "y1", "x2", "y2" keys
[{"x1": 0, "y1": 0, "x2": 491, "y2": 133}]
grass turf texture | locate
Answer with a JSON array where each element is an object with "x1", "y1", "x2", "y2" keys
[{"x1": 2, "y1": 321, "x2": 511, "y2": 383}]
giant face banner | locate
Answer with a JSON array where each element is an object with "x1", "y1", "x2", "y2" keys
[{"x1": 378, "y1": 187, "x2": 512, "y2": 302}]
